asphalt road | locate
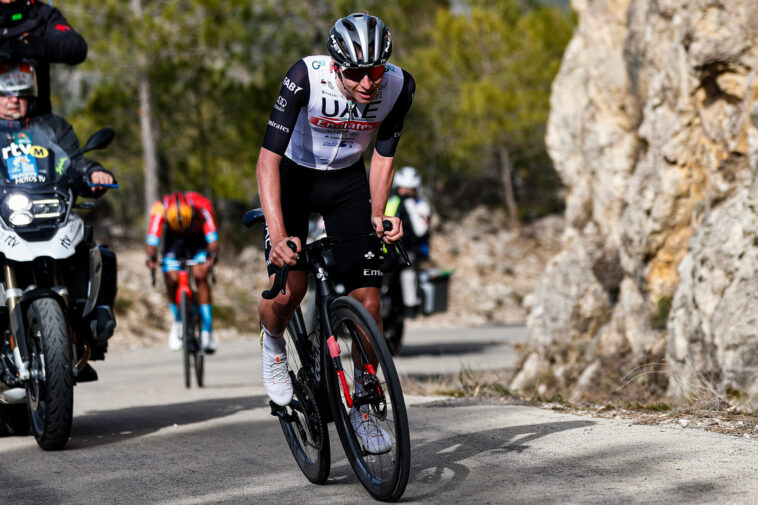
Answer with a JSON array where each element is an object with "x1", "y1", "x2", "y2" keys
[{"x1": 3, "y1": 327, "x2": 758, "y2": 504}]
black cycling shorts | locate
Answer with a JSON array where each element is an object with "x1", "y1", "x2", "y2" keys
[
  {"x1": 264, "y1": 157, "x2": 383, "y2": 292},
  {"x1": 162, "y1": 232, "x2": 209, "y2": 272}
]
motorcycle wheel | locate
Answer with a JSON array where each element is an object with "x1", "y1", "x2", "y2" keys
[
  {"x1": 382, "y1": 296, "x2": 404, "y2": 356},
  {"x1": 25, "y1": 298, "x2": 74, "y2": 451}
]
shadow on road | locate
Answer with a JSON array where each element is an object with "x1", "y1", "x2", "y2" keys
[
  {"x1": 68, "y1": 395, "x2": 264, "y2": 450},
  {"x1": 397, "y1": 341, "x2": 501, "y2": 357},
  {"x1": 406, "y1": 419, "x2": 595, "y2": 501}
]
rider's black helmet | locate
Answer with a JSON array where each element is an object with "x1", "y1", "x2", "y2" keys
[{"x1": 328, "y1": 13, "x2": 392, "y2": 69}]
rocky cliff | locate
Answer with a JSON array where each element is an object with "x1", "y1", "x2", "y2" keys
[{"x1": 512, "y1": 0, "x2": 758, "y2": 405}]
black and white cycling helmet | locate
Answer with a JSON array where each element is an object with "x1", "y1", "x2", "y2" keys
[{"x1": 328, "y1": 13, "x2": 392, "y2": 68}]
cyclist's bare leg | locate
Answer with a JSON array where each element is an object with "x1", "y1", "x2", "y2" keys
[
  {"x1": 192, "y1": 264, "x2": 212, "y2": 305},
  {"x1": 164, "y1": 270, "x2": 179, "y2": 304},
  {"x1": 349, "y1": 286, "x2": 381, "y2": 370},
  {"x1": 258, "y1": 270, "x2": 308, "y2": 334}
]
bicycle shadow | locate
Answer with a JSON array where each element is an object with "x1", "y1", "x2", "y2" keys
[
  {"x1": 68, "y1": 395, "x2": 265, "y2": 450},
  {"x1": 326, "y1": 417, "x2": 595, "y2": 499}
]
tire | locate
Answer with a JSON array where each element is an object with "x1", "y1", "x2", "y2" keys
[
  {"x1": 180, "y1": 292, "x2": 192, "y2": 389},
  {"x1": 277, "y1": 308, "x2": 330, "y2": 484},
  {"x1": 194, "y1": 316, "x2": 205, "y2": 388},
  {"x1": 324, "y1": 296, "x2": 410, "y2": 502},
  {"x1": 381, "y1": 296, "x2": 404, "y2": 356},
  {"x1": 25, "y1": 298, "x2": 74, "y2": 451}
]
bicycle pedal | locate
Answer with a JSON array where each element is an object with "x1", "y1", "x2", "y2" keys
[{"x1": 269, "y1": 400, "x2": 286, "y2": 417}]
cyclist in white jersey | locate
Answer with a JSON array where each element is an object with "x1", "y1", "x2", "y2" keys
[{"x1": 256, "y1": 13, "x2": 415, "y2": 453}]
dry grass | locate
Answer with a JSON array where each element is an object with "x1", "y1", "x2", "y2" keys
[{"x1": 399, "y1": 358, "x2": 758, "y2": 439}]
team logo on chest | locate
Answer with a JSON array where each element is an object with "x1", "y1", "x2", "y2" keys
[{"x1": 313, "y1": 98, "x2": 382, "y2": 131}]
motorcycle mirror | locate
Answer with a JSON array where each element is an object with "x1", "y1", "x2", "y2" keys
[{"x1": 80, "y1": 127, "x2": 115, "y2": 154}]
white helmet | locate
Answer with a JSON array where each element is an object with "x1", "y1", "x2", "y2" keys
[
  {"x1": 393, "y1": 166, "x2": 421, "y2": 189},
  {"x1": 0, "y1": 61, "x2": 37, "y2": 98}
]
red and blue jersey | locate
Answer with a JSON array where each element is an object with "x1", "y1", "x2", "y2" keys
[{"x1": 146, "y1": 192, "x2": 218, "y2": 246}]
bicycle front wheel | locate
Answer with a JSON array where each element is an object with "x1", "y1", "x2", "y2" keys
[
  {"x1": 194, "y1": 342, "x2": 205, "y2": 387},
  {"x1": 324, "y1": 296, "x2": 410, "y2": 502},
  {"x1": 180, "y1": 292, "x2": 192, "y2": 389}
]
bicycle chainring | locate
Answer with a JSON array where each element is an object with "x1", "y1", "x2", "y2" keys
[{"x1": 295, "y1": 369, "x2": 325, "y2": 450}]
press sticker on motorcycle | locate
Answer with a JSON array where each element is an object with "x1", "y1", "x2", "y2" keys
[
  {"x1": 2, "y1": 142, "x2": 49, "y2": 160},
  {"x1": 14, "y1": 131, "x2": 32, "y2": 146},
  {"x1": 7, "y1": 154, "x2": 40, "y2": 183}
]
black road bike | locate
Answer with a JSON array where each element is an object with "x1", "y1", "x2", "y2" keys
[{"x1": 244, "y1": 208, "x2": 411, "y2": 502}]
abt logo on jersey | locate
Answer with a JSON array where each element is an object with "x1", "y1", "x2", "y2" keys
[{"x1": 282, "y1": 77, "x2": 303, "y2": 94}]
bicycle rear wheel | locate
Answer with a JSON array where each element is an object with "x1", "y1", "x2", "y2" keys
[
  {"x1": 324, "y1": 296, "x2": 410, "y2": 502},
  {"x1": 180, "y1": 292, "x2": 192, "y2": 389},
  {"x1": 277, "y1": 307, "x2": 330, "y2": 484}
]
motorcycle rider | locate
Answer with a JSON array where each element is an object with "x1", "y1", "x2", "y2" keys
[
  {"x1": 0, "y1": 0, "x2": 88, "y2": 116},
  {"x1": 146, "y1": 191, "x2": 219, "y2": 353},
  {"x1": 0, "y1": 61, "x2": 116, "y2": 380},
  {"x1": 256, "y1": 12, "x2": 415, "y2": 454},
  {"x1": 384, "y1": 166, "x2": 430, "y2": 317}
]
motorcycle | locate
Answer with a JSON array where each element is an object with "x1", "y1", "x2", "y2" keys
[
  {"x1": 380, "y1": 255, "x2": 453, "y2": 355},
  {"x1": 0, "y1": 127, "x2": 117, "y2": 450}
]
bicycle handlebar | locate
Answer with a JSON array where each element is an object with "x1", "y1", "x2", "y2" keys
[
  {"x1": 261, "y1": 240, "x2": 297, "y2": 300},
  {"x1": 149, "y1": 259, "x2": 216, "y2": 287},
  {"x1": 260, "y1": 221, "x2": 412, "y2": 300}
]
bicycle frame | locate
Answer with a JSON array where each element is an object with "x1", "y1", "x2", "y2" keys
[{"x1": 176, "y1": 268, "x2": 194, "y2": 308}]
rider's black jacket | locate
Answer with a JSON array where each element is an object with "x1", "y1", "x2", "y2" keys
[
  {"x1": 0, "y1": 2, "x2": 87, "y2": 116},
  {"x1": 0, "y1": 114, "x2": 114, "y2": 197}
]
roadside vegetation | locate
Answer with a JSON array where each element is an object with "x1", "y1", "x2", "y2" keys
[{"x1": 55, "y1": 0, "x2": 574, "y2": 235}]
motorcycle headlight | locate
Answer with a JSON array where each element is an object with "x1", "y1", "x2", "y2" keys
[
  {"x1": 2, "y1": 193, "x2": 64, "y2": 227},
  {"x1": 5, "y1": 193, "x2": 33, "y2": 226}
]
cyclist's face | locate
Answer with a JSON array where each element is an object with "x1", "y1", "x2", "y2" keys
[
  {"x1": 335, "y1": 64, "x2": 385, "y2": 104},
  {"x1": 0, "y1": 95, "x2": 27, "y2": 120}
]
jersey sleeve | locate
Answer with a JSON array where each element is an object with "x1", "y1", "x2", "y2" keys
[
  {"x1": 200, "y1": 207, "x2": 218, "y2": 244},
  {"x1": 13, "y1": 7, "x2": 88, "y2": 64},
  {"x1": 375, "y1": 70, "x2": 416, "y2": 158},
  {"x1": 146, "y1": 201, "x2": 166, "y2": 246},
  {"x1": 189, "y1": 193, "x2": 218, "y2": 243},
  {"x1": 261, "y1": 60, "x2": 311, "y2": 156}
]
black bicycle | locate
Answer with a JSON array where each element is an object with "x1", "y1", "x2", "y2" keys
[{"x1": 244, "y1": 208, "x2": 411, "y2": 502}]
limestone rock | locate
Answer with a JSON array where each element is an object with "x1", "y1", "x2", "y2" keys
[{"x1": 523, "y1": 0, "x2": 758, "y2": 403}]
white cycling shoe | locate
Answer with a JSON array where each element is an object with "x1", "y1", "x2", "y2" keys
[
  {"x1": 168, "y1": 321, "x2": 182, "y2": 351},
  {"x1": 350, "y1": 404, "x2": 393, "y2": 454},
  {"x1": 201, "y1": 330, "x2": 217, "y2": 354},
  {"x1": 262, "y1": 346, "x2": 292, "y2": 406}
]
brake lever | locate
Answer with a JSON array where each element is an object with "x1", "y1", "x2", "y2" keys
[
  {"x1": 382, "y1": 220, "x2": 412, "y2": 267},
  {"x1": 261, "y1": 240, "x2": 298, "y2": 299}
]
